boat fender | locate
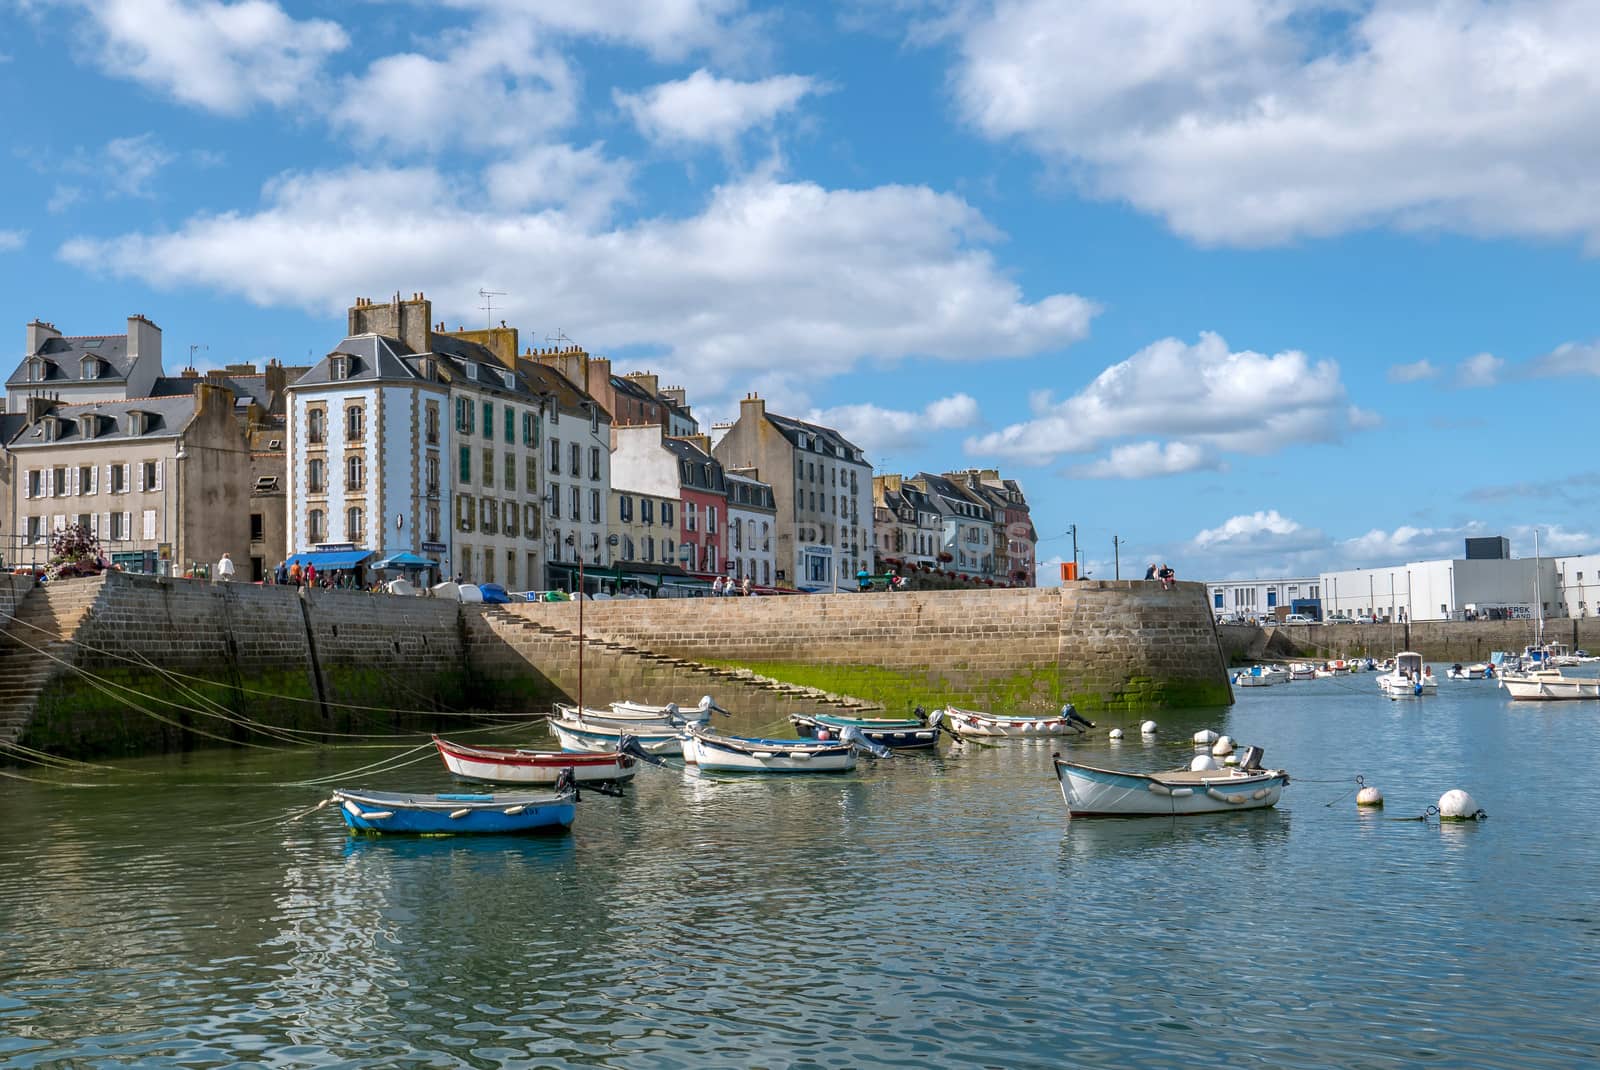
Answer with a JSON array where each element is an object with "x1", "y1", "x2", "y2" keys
[
  {"x1": 789, "y1": 752, "x2": 812, "y2": 761},
  {"x1": 503, "y1": 805, "x2": 528, "y2": 815},
  {"x1": 449, "y1": 808, "x2": 471, "y2": 819},
  {"x1": 1251, "y1": 788, "x2": 1271, "y2": 800},
  {"x1": 1171, "y1": 788, "x2": 1193, "y2": 798},
  {"x1": 1206, "y1": 788, "x2": 1248, "y2": 804},
  {"x1": 1147, "y1": 783, "x2": 1172, "y2": 796},
  {"x1": 359, "y1": 810, "x2": 395, "y2": 820}
]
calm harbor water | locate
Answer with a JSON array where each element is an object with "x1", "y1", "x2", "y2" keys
[{"x1": 3, "y1": 678, "x2": 1600, "y2": 1069}]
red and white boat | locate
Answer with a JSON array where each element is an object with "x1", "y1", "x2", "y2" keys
[{"x1": 432, "y1": 735, "x2": 637, "y2": 785}]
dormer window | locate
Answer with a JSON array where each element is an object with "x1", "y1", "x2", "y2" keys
[
  {"x1": 421, "y1": 357, "x2": 437, "y2": 381},
  {"x1": 80, "y1": 356, "x2": 102, "y2": 380},
  {"x1": 77, "y1": 415, "x2": 98, "y2": 439},
  {"x1": 330, "y1": 356, "x2": 349, "y2": 381},
  {"x1": 40, "y1": 416, "x2": 60, "y2": 442},
  {"x1": 26, "y1": 358, "x2": 47, "y2": 383},
  {"x1": 465, "y1": 363, "x2": 478, "y2": 381},
  {"x1": 127, "y1": 410, "x2": 149, "y2": 435},
  {"x1": 503, "y1": 370, "x2": 516, "y2": 389}
]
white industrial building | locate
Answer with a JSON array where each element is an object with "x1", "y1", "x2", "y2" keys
[
  {"x1": 1320, "y1": 538, "x2": 1571, "y2": 623},
  {"x1": 1206, "y1": 577, "x2": 1320, "y2": 621}
]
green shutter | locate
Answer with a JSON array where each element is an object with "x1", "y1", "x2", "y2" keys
[
  {"x1": 505, "y1": 406, "x2": 514, "y2": 443},
  {"x1": 482, "y1": 401, "x2": 492, "y2": 435},
  {"x1": 459, "y1": 445, "x2": 471, "y2": 482}
]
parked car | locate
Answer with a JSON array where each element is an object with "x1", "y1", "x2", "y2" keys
[{"x1": 1281, "y1": 613, "x2": 1316, "y2": 626}]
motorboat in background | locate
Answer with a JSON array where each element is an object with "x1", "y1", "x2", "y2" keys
[{"x1": 1376, "y1": 652, "x2": 1437, "y2": 697}]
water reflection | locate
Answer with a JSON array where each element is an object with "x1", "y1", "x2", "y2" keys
[{"x1": 2, "y1": 678, "x2": 1599, "y2": 1067}]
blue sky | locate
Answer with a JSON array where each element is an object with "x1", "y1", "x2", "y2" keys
[{"x1": 5, "y1": 0, "x2": 1600, "y2": 582}]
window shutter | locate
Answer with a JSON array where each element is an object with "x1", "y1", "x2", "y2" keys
[
  {"x1": 124, "y1": 512, "x2": 132, "y2": 540},
  {"x1": 69, "y1": 467, "x2": 78, "y2": 496},
  {"x1": 90, "y1": 466, "x2": 99, "y2": 494},
  {"x1": 143, "y1": 510, "x2": 157, "y2": 540},
  {"x1": 53, "y1": 513, "x2": 65, "y2": 532},
  {"x1": 136, "y1": 464, "x2": 146, "y2": 492},
  {"x1": 154, "y1": 461, "x2": 163, "y2": 491},
  {"x1": 90, "y1": 513, "x2": 100, "y2": 536},
  {"x1": 22, "y1": 470, "x2": 30, "y2": 499},
  {"x1": 101, "y1": 512, "x2": 111, "y2": 538},
  {"x1": 44, "y1": 469, "x2": 53, "y2": 498}
]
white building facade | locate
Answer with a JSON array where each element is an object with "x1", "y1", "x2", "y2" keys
[
  {"x1": 1320, "y1": 557, "x2": 1558, "y2": 623},
  {"x1": 1206, "y1": 577, "x2": 1321, "y2": 622},
  {"x1": 724, "y1": 471, "x2": 776, "y2": 588}
]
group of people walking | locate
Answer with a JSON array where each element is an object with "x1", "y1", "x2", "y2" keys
[
  {"x1": 710, "y1": 576, "x2": 752, "y2": 596},
  {"x1": 268, "y1": 560, "x2": 364, "y2": 590}
]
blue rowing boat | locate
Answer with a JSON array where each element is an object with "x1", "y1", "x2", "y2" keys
[{"x1": 332, "y1": 786, "x2": 576, "y2": 835}]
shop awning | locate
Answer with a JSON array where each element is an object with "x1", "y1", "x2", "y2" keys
[
  {"x1": 286, "y1": 550, "x2": 374, "y2": 571},
  {"x1": 371, "y1": 552, "x2": 439, "y2": 570}
]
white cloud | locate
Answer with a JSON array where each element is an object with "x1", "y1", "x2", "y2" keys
[
  {"x1": 0, "y1": 230, "x2": 25, "y2": 252},
  {"x1": 1348, "y1": 405, "x2": 1383, "y2": 429},
  {"x1": 949, "y1": 0, "x2": 1600, "y2": 247},
  {"x1": 484, "y1": 143, "x2": 633, "y2": 226},
  {"x1": 47, "y1": 186, "x2": 82, "y2": 214},
  {"x1": 331, "y1": 20, "x2": 576, "y2": 153},
  {"x1": 452, "y1": 0, "x2": 754, "y2": 62},
  {"x1": 805, "y1": 393, "x2": 980, "y2": 457},
  {"x1": 617, "y1": 69, "x2": 821, "y2": 148},
  {"x1": 967, "y1": 331, "x2": 1345, "y2": 466},
  {"x1": 60, "y1": 169, "x2": 1094, "y2": 398},
  {"x1": 1194, "y1": 510, "x2": 1323, "y2": 553},
  {"x1": 103, "y1": 134, "x2": 175, "y2": 197},
  {"x1": 1457, "y1": 352, "x2": 1504, "y2": 388},
  {"x1": 1529, "y1": 340, "x2": 1600, "y2": 378},
  {"x1": 1071, "y1": 440, "x2": 1219, "y2": 480},
  {"x1": 1388, "y1": 359, "x2": 1438, "y2": 383},
  {"x1": 74, "y1": 0, "x2": 347, "y2": 114}
]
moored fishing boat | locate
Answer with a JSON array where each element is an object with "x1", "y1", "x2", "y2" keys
[
  {"x1": 1499, "y1": 668, "x2": 1600, "y2": 700},
  {"x1": 1376, "y1": 652, "x2": 1437, "y2": 697},
  {"x1": 1447, "y1": 663, "x2": 1491, "y2": 680},
  {"x1": 550, "y1": 716, "x2": 682, "y2": 755},
  {"x1": 679, "y1": 722, "x2": 884, "y2": 773},
  {"x1": 931, "y1": 704, "x2": 1094, "y2": 739},
  {"x1": 1052, "y1": 747, "x2": 1289, "y2": 817},
  {"x1": 606, "y1": 695, "x2": 724, "y2": 722},
  {"x1": 790, "y1": 711, "x2": 939, "y2": 749},
  {"x1": 1233, "y1": 665, "x2": 1288, "y2": 688},
  {"x1": 332, "y1": 784, "x2": 576, "y2": 835},
  {"x1": 433, "y1": 735, "x2": 636, "y2": 785},
  {"x1": 1288, "y1": 662, "x2": 1317, "y2": 680}
]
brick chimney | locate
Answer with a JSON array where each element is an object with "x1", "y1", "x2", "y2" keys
[
  {"x1": 739, "y1": 392, "x2": 766, "y2": 424},
  {"x1": 126, "y1": 314, "x2": 161, "y2": 368},
  {"x1": 624, "y1": 371, "x2": 659, "y2": 397},
  {"x1": 347, "y1": 292, "x2": 432, "y2": 353},
  {"x1": 675, "y1": 433, "x2": 713, "y2": 456},
  {"x1": 25, "y1": 319, "x2": 60, "y2": 355}
]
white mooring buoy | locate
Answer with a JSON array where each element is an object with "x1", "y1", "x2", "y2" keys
[
  {"x1": 1438, "y1": 789, "x2": 1480, "y2": 821},
  {"x1": 1356, "y1": 785, "x2": 1384, "y2": 808},
  {"x1": 1189, "y1": 754, "x2": 1220, "y2": 772},
  {"x1": 1193, "y1": 729, "x2": 1219, "y2": 745},
  {"x1": 1212, "y1": 735, "x2": 1235, "y2": 756},
  {"x1": 1223, "y1": 752, "x2": 1239, "y2": 766},
  {"x1": 1140, "y1": 720, "x2": 1158, "y2": 736},
  {"x1": 1108, "y1": 728, "x2": 1124, "y2": 740}
]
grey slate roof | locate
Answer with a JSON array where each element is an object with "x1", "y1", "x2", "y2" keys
[
  {"x1": 520, "y1": 361, "x2": 612, "y2": 422},
  {"x1": 9, "y1": 395, "x2": 199, "y2": 448},
  {"x1": 7, "y1": 334, "x2": 133, "y2": 388},
  {"x1": 913, "y1": 472, "x2": 992, "y2": 520},
  {"x1": 289, "y1": 334, "x2": 419, "y2": 388},
  {"x1": 663, "y1": 436, "x2": 726, "y2": 494},
  {"x1": 725, "y1": 470, "x2": 776, "y2": 511},
  {"x1": 764, "y1": 411, "x2": 870, "y2": 466}
]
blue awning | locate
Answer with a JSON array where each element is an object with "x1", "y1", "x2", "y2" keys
[
  {"x1": 286, "y1": 550, "x2": 374, "y2": 571},
  {"x1": 371, "y1": 552, "x2": 439, "y2": 570}
]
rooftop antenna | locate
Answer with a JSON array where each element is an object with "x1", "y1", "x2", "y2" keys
[
  {"x1": 187, "y1": 343, "x2": 207, "y2": 372},
  {"x1": 545, "y1": 329, "x2": 572, "y2": 349},
  {"x1": 477, "y1": 288, "x2": 506, "y2": 330}
]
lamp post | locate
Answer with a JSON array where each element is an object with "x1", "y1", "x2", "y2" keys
[{"x1": 1113, "y1": 535, "x2": 1124, "y2": 580}]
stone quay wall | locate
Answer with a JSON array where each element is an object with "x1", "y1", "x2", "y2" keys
[
  {"x1": 485, "y1": 580, "x2": 1234, "y2": 714},
  {"x1": 10, "y1": 575, "x2": 1233, "y2": 757},
  {"x1": 1262, "y1": 617, "x2": 1600, "y2": 662}
]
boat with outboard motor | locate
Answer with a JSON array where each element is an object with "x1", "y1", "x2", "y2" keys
[
  {"x1": 605, "y1": 696, "x2": 724, "y2": 722},
  {"x1": 1376, "y1": 652, "x2": 1437, "y2": 697},
  {"x1": 1447, "y1": 662, "x2": 1492, "y2": 681},
  {"x1": 1052, "y1": 746, "x2": 1289, "y2": 817},
  {"x1": 676, "y1": 721, "x2": 891, "y2": 773},
  {"x1": 790, "y1": 711, "x2": 940, "y2": 749},
  {"x1": 932, "y1": 703, "x2": 1094, "y2": 739},
  {"x1": 433, "y1": 735, "x2": 636, "y2": 785},
  {"x1": 1233, "y1": 665, "x2": 1289, "y2": 688},
  {"x1": 332, "y1": 779, "x2": 577, "y2": 835},
  {"x1": 549, "y1": 716, "x2": 683, "y2": 755}
]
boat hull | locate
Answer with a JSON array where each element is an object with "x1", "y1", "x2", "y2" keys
[
  {"x1": 1377, "y1": 675, "x2": 1438, "y2": 696},
  {"x1": 333, "y1": 789, "x2": 575, "y2": 835},
  {"x1": 433, "y1": 737, "x2": 636, "y2": 785},
  {"x1": 790, "y1": 713, "x2": 938, "y2": 749},
  {"x1": 682, "y1": 734, "x2": 857, "y2": 773},
  {"x1": 550, "y1": 718, "x2": 683, "y2": 756},
  {"x1": 1501, "y1": 674, "x2": 1600, "y2": 700},
  {"x1": 941, "y1": 708, "x2": 1086, "y2": 738},
  {"x1": 1053, "y1": 760, "x2": 1288, "y2": 817}
]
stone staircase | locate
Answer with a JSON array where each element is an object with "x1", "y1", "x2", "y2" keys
[
  {"x1": 0, "y1": 576, "x2": 108, "y2": 748},
  {"x1": 478, "y1": 605, "x2": 878, "y2": 711}
]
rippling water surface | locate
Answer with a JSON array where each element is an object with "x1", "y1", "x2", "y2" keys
[{"x1": 4, "y1": 677, "x2": 1600, "y2": 1068}]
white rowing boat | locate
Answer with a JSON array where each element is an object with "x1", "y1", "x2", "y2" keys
[
  {"x1": 1052, "y1": 748, "x2": 1289, "y2": 817},
  {"x1": 931, "y1": 704, "x2": 1094, "y2": 739}
]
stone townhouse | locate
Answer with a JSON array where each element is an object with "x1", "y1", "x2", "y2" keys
[
  {"x1": 712, "y1": 394, "x2": 873, "y2": 592},
  {"x1": 872, "y1": 473, "x2": 942, "y2": 571},
  {"x1": 723, "y1": 469, "x2": 777, "y2": 588},
  {"x1": 518, "y1": 360, "x2": 610, "y2": 592},
  {"x1": 907, "y1": 471, "x2": 994, "y2": 578},
  {"x1": 948, "y1": 469, "x2": 1037, "y2": 586},
  {"x1": 6, "y1": 383, "x2": 251, "y2": 574},
  {"x1": 611, "y1": 425, "x2": 725, "y2": 579},
  {"x1": 285, "y1": 294, "x2": 552, "y2": 589},
  {"x1": 608, "y1": 484, "x2": 683, "y2": 585},
  {"x1": 8, "y1": 315, "x2": 164, "y2": 414}
]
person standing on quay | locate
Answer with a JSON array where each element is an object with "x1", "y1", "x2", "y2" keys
[
  {"x1": 217, "y1": 552, "x2": 236, "y2": 581},
  {"x1": 741, "y1": 576, "x2": 751, "y2": 597},
  {"x1": 1144, "y1": 563, "x2": 1157, "y2": 580},
  {"x1": 288, "y1": 562, "x2": 302, "y2": 586}
]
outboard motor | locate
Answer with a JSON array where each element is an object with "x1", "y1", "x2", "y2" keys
[{"x1": 1238, "y1": 745, "x2": 1265, "y2": 772}]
